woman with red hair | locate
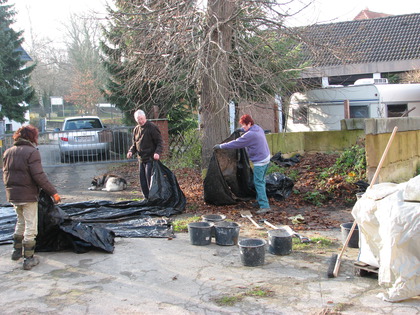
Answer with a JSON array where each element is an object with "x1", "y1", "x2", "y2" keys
[
  {"x1": 3, "y1": 125, "x2": 61, "y2": 270},
  {"x1": 213, "y1": 114, "x2": 271, "y2": 213}
]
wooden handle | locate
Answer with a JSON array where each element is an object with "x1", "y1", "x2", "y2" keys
[
  {"x1": 333, "y1": 221, "x2": 357, "y2": 277},
  {"x1": 248, "y1": 216, "x2": 263, "y2": 229},
  {"x1": 369, "y1": 126, "x2": 398, "y2": 188},
  {"x1": 333, "y1": 126, "x2": 398, "y2": 277}
]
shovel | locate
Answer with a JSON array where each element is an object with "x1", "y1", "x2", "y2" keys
[
  {"x1": 260, "y1": 219, "x2": 311, "y2": 243},
  {"x1": 240, "y1": 210, "x2": 264, "y2": 229}
]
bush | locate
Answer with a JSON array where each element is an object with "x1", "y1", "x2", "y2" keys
[
  {"x1": 320, "y1": 142, "x2": 366, "y2": 183},
  {"x1": 167, "y1": 129, "x2": 201, "y2": 169}
]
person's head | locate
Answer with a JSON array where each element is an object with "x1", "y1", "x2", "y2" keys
[
  {"x1": 239, "y1": 114, "x2": 254, "y2": 131},
  {"x1": 134, "y1": 109, "x2": 147, "y2": 126},
  {"x1": 13, "y1": 125, "x2": 39, "y2": 145}
]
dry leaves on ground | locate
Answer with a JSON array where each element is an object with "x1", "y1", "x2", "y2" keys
[{"x1": 115, "y1": 153, "x2": 359, "y2": 231}]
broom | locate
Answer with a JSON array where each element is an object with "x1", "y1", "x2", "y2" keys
[{"x1": 327, "y1": 126, "x2": 398, "y2": 278}]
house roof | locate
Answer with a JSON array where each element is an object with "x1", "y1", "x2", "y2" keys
[
  {"x1": 15, "y1": 46, "x2": 32, "y2": 62},
  {"x1": 298, "y1": 13, "x2": 420, "y2": 68},
  {"x1": 353, "y1": 8, "x2": 391, "y2": 20}
]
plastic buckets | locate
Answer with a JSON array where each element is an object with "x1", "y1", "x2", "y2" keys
[
  {"x1": 202, "y1": 214, "x2": 226, "y2": 237},
  {"x1": 340, "y1": 222, "x2": 359, "y2": 248},
  {"x1": 238, "y1": 238, "x2": 266, "y2": 266},
  {"x1": 188, "y1": 222, "x2": 213, "y2": 246},
  {"x1": 268, "y1": 228, "x2": 292, "y2": 255},
  {"x1": 214, "y1": 221, "x2": 240, "y2": 246}
]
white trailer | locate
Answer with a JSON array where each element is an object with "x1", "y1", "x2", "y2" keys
[{"x1": 287, "y1": 82, "x2": 420, "y2": 131}]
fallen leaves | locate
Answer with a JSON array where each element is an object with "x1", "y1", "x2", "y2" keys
[{"x1": 115, "y1": 153, "x2": 358, "y2": 231}]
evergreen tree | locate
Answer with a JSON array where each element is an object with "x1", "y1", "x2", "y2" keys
[{"x1": 0, "y1": 0, "x2": 35, "y2": 123}]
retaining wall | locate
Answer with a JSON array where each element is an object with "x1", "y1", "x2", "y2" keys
[
  {"x1": 364, "y1": 117, "x2": 420, "y2": 183},
  {"x1": 265, "y1": 117, "x2": 420, "y2": 184},
  {"x1": 266, "y1": 129, "x2": 365, "y2": 157}
]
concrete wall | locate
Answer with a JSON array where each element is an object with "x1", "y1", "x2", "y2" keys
[
  {"x1": 266, "y1": 129, "x2": 365, "y2": 158},
  {"x1": 266, "y1": 117, "x2": 420, "y2": 184},
  {"x1": 364, "y1": 117, "x2": 420, "y2": 183}
]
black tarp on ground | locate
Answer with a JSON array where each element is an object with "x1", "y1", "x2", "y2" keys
[
  {"x1": 0, "y1": 161, "x2": 186, "y2": 251},
  {"x1": 204, "y1": 132, "x2": 294, "y2": 206}
]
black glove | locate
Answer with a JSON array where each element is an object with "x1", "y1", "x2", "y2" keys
[{"x1": 213, "y1": 144, "x2": 221, "y2": 150}]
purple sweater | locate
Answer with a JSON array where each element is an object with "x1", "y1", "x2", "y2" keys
[{"x1": 220, "y1": 125, "x2": 270, "y2": 163}]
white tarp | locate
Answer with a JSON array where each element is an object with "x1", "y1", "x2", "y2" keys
[{"x1": 352, "y1": 175, "x2": 420, "y2": 302}]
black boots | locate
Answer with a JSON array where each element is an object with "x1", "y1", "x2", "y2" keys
[
  {"x1": 11, "y1": 234, "x2": 23, "y2": 261},
  {"x1": 23, "y1": 240, "x2": 39, "y2": 270}
]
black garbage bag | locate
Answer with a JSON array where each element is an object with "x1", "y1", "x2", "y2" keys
[
  {"x1": 36, "y1": 189, "x2": 115, "y2": 253},
  {"x1": 265, "y1": 172, "x2": 294, "y2": 201},
  {"x1": 204, "y1": 131, "x2": 256, "y2": 206},
  {"x1": 271, "y1": 152, "x2": 301, "y2": 167}
]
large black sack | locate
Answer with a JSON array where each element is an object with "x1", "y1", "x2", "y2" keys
[
  {"x1": 36, "y1": 190, "x2": 115, "y2": 253},
  {"x1": 204, "y1": 132, "x2": 295, "y2": 206},
  {"x1": 265, "y1": 172, "x2": 294, "y2": 201},
  {"x1": 271, "y1": 152, "x2": 301, "y2": 167},
  {"x1": 204, "y1": 131, "x2": 255, "y2": 206}
]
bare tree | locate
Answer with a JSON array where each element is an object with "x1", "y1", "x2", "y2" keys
[
  {"x1": 103, "y1": 0, "x2": 306, "y2": 166},
  {"x1": 401, "y1": 69, "x2": 420, "y2": 83},
  {"x1": 65, "y1": 13, "x2": 107, "y2": 113}
]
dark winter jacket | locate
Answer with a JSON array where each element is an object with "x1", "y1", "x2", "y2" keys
[
  {"x1": 3, "y1": 139, "x2": 57, "y2": 203},
  {"x1": 128, "y1": 121, "x2": 163, "y2": 163}
]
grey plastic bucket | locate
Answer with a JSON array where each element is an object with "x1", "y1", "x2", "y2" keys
[
  {"x1": 238, "y1": 238, "x2": 266, "y2": 267},
  {"x1": 188, "y1": 222, "x2": 213, "y2": 246},
  {"x1": 214, "y1": 221, "x2": 240, "y2": 246},
  {"x1": 202, "y1": 214, "x2": 226, "y2": 237},
  {"x1": 340, "y1": 222, "x2": 359, "y2": 248},
  {"x1": 268, "y1": 228, "x2": 292, "y2": 255}
]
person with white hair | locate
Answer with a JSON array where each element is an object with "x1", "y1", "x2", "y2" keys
[{"x1": 127, "y1": 110, "x2": 163, "y2": 199}]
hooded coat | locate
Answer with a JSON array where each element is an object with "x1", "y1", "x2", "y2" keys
[{"x1": 3, "y1": 139, "x2": 57, "y2": 203}]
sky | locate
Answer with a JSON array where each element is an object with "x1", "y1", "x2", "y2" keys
[{"x1": 10, "y1": 0, "x2": 420, "y2": 48}]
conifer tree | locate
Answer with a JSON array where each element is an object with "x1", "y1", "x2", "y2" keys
[{"x1": 0, "y1": 0, "x2": 35, "y2": 123}]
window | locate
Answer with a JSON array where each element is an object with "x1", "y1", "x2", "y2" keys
[
  {"x1": 350, "y1": 106, "x2": 369, "y2": 118},
  {"x1": 292, "y1": 107, "x2": 308, "y2": 124},
  {"x1": 387, "y1": 104, "x2": 407, "y2": 117}
]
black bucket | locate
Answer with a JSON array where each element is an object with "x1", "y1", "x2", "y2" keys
[
  {"x1": 340, "y1": 222, "x2": 359, "y2": 248},
  {"x1": 238, "y1": 238, "x2": 266, "y2": 267},
  {"x1": 268, "y1": 228, "x2": 292, "y2": 255},
  {"x1": 214, "y1": 221, "x2": 240, "y2": 246},
  {"x1": 188, "y1": 222, "x2": 213, "y2": 246},
  {"x1": 202, "y1": 214, "x2": 226, "y2": 237}
]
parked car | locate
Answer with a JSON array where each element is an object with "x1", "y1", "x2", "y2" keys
[{"x1": 56, "y1": 116, "x2": 112, "y2": 163}]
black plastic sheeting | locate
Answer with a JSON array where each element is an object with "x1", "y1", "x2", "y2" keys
[
  {"x1": 0, "y1": 161, "x2": 186, "y2": 252},
  {"x1": 266, "y1": 172, "x2": 294, "y2": 201},
  {"x1": 204, "y1": 132, "x2": 294, "y2": 206},
  {"x1": 204, "y1": 131, "x2": 255, "y2": 205},
  {"x1": 271, "y1": 152, "x2": 301, "y2": 167}
]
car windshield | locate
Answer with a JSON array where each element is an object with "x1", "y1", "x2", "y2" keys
[{"x1": 64, "y1": 119, "x2": 102, "y2": 130}]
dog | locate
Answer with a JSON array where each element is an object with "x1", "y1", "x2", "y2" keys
[{"x1": 89, "y1": 174, "x2": 128, "y2": 192}]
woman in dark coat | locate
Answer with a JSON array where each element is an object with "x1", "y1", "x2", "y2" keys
[{"x1": 3, "y1": 125, "x2": 61, "y2": 270}]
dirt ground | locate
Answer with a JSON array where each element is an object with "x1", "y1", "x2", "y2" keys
[
  {"x1": 0, "y1": 153, "x2": 355, "y2": 234},
  {"x1": 112, "y1": 153, "x2": 357, "y2": 234}
]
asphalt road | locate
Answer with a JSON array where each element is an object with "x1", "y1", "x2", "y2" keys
[{"x1": 0, "y1": 164, "x2": 419, "y2": 314}]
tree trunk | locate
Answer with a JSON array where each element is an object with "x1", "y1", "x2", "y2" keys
[{"x1": 200, "y1": 0, "x2": 236, "y2": 168}]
